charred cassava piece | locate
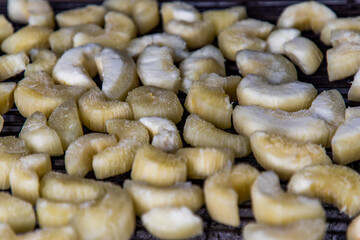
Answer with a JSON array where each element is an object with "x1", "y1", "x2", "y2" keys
[{"x1": 0, "y1": 0, "x2": 359, "y2": 239}]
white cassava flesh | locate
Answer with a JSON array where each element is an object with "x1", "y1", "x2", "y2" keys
[
  {"x1": 251, "y1": 171, "x2": 325, "y2": 225},
  {"x1": 332, "y1": 107, "x2": 360, "y2": 165},
  {"x1": 236, "y1": 50, "x2": 297, "y2": 84},
  {"x1": 95, "y1": 47, "x2": 139, "y2": 101},
  {"x1": 126, "y1": 33, "x2": 189, "y2": 62},
  {"x1": 277, "y1": 1, "x2": 337, "y2": 33},
  {"x1": 283, "y1": 37, "x2": 323, "y2": 75},
  {"x1": 266, "y1": 28, "x2": 300, "y2": 54},
  {"x1": 237, "y1": 74, "x2": 317, "y2": 112},
  {"x1": 160, "y1": 1, "x2": 201, "y2": 27},
  {"x1": 321, "y1": 17, "x2": 360, "y2": 45},
  {"x1": 218, "y1": 19, "x2": 274, "y2": 61},
  {"x1": 180, "y1": 45, "x2": 226, "y2": 93},
  {"x1": 19, "y1": 111, "x2": 63, "y2": 156},
  {"x1": 288, "y1": 164, "x2": 360, "y2": 217},
  {"x1": 185, "y1": 83, "x2": 232, "y2": 129},
  {"x1": 233, "y1": 89, "x2": 345, "y2": 148},
  {"x1": 165, "y1": 19, "x2": 215, "y2": 49},
  {"x1": 139, "y1": 116, "x2": 182, "y2": 153},
  {"x1": 124, "y1": 180, "x2": 204, "y2": 216},
  {"x1": 327, "y1": 43, "x2": 360, "y2": 82},
  {"x1": 250, "y1": 131, "x2": 331, "y2": 180},
  {"x1": 204, "y1": 164, "x2": 259, "y2": 226},
  {"x1": 0, "y1": 51, "x2": 29, "y2": 81},
  {"x1": 243, "y1": 219, "x2": 327, "y2": 240},
  {"x1": 52, "y1": 43, "x2": 102, "y2": 89},
  {"x1": 142, "y1": 207, "x2": 203, "y2": 240},
  {"x1": 137, "y1": 45, "x2": 180, "y2": 93}
]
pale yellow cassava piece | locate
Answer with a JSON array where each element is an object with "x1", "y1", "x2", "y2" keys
[
  {"x1": 78, "y1": 88, "x2": 133, "y2": 132},
  {"x1": 124, "y1": 180, "x2": 204, "y2": 216},
  {"x1": 185, "y1": 83, "x2": 233, "y2": 129},
  {"x1": 65, "y1": 133, "x2": 117, "y2": 177},
  {"x1": 0, "y1": 136, "x2": 30, "y2": 190},
  {"x1": 277, "y1": 1, "x2": 337, "y2": 33},
  {"x1": 236, "y1": 74, "x2": 317, "y2": 112},
  {"x1": 131, "y1": 144, "x2": 187, "y2": 186},
  {"x1": 95, "y1": 47, "x2": 139, "y2": 101},
  {"x1": 19, "y1": 111, "x2": 63, "y2": 156},
  {"x1": 321, "y1": 17, "x2": 360, "y2": 45},
  {"x1": 136, "y1": 45, "x2": 180, "y2": 93},
  {"x1": 251, "y1": 171, "x2": 325, "y2": 225},
  {"x1": 55, "y1": 5, "x2": 106, "y2": 28},
  {"x1": 14, "y1": 72, "x2": 87, "y2": 118},
  {"x1": 204, "y1": 164, "x2": 259, "y2": 227},
  {"x1": 0, "y1": 82, "x2": 16, "y2": 115},
  {"x1": 0, "y1": 51, "x2": 29, "y2": 82},
  {"x1": 288, "y1": 164, "x2": 360, "y2": 217},
  {"x1": 1, "y1": 26, "x2": 53, "y2": 54},
  {"x1": 142, "y1": 207, "x2": 203, "y2": 240},
  {"x1": 176, "y1": 147, "x2": 234, "y2": 179},
  {"x1": 184, "y1": 114, "x2": 251, "y2": 158},
  {"x1": 283, "y1": 37, "x2": 323, "y2": 75},
  {"x1": 243, "y1": 219, "x2": 327, "y2": 240},
  {"x1": 236, "y1": 49, "x2": 297, "y2": 84},
  {"x1": 203, "y1": 6, "x2": 247, "y2": 35},
  {"x1": 332, "y1": 107, "x2": 360, "y2": 164},
  {"x1": 250, "y1": 131, "x2": 332, "y2": 180},
  {"x1": 126, "y1": 86, "x2": 184, "y2": 124},
  {"x1": 218, "y1": 19, "x2": 274, "y2": 61},
  {"x1": 9, "y1": 153, "x2": 51, "y2": 205}
]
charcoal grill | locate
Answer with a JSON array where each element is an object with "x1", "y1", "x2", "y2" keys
[{"x1": 0, "y1": 0, "x2": 358, "y2": 239}]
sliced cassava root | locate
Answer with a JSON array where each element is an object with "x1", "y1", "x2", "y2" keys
[
  {"x1": 250, "y1": 131, "x2": 331, "y2": 180},
  {"x1": 142, "y1": 206, "x2": 203, "y2": 240},
  {"x1": 126, "y1": 86, "x2": 184, "y2": 124},
  {"x1": 288, "y1": 164, "x2": 360, "y2": 217},
  {"x1": 184, "y1": 114, "x2": 251, "y2": 158},
  {"x1": 237, "y1": 74, "x2": 317, "y2": 112},
  {"x1": 243, "y1": 219, "x2": 327, "y2": 240},
  {"x1": 251, "y1": 171, "x2": 325, "y2": 225},
  {"x1": 10, "y1": 153, "x2": 51, "y2": 205},
  {"x1": 204, "y1": 164, "x2": 259, "y2": 227},
  {"x1": 19, "y1": 111, "x2": 63, "y2": 157},
  {"x1": 131, "y1": 144, "x2": 186, "y2": 186},
  {"x1": 39, "y1": 171, "x2": 136, "y2": 240},
  {"x1": 14, "y1": 72, "x2": 87, "y2": 118},
  {"x1": 124, "y1": 180, "x2": 203, "y2": 216},
  {"x1": 0, "y1": 51, "x2": 29, "y2": 81}
]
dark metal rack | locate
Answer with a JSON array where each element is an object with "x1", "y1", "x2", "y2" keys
[{"x1": 1, "y1": 0, "x2": 359, "y2": 239}]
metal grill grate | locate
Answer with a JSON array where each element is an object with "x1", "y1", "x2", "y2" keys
[{"x1": 1, "y1": 0, "x2": 359, "y2": 239}]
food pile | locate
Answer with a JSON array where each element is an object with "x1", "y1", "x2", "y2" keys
[{"x1": 0, "y1": 0, "x2": 359, "y2": 239}]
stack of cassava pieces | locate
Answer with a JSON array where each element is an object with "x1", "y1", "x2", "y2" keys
[{"x1": 0, "y1": 0, "x2": 359, "y2": 239}]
